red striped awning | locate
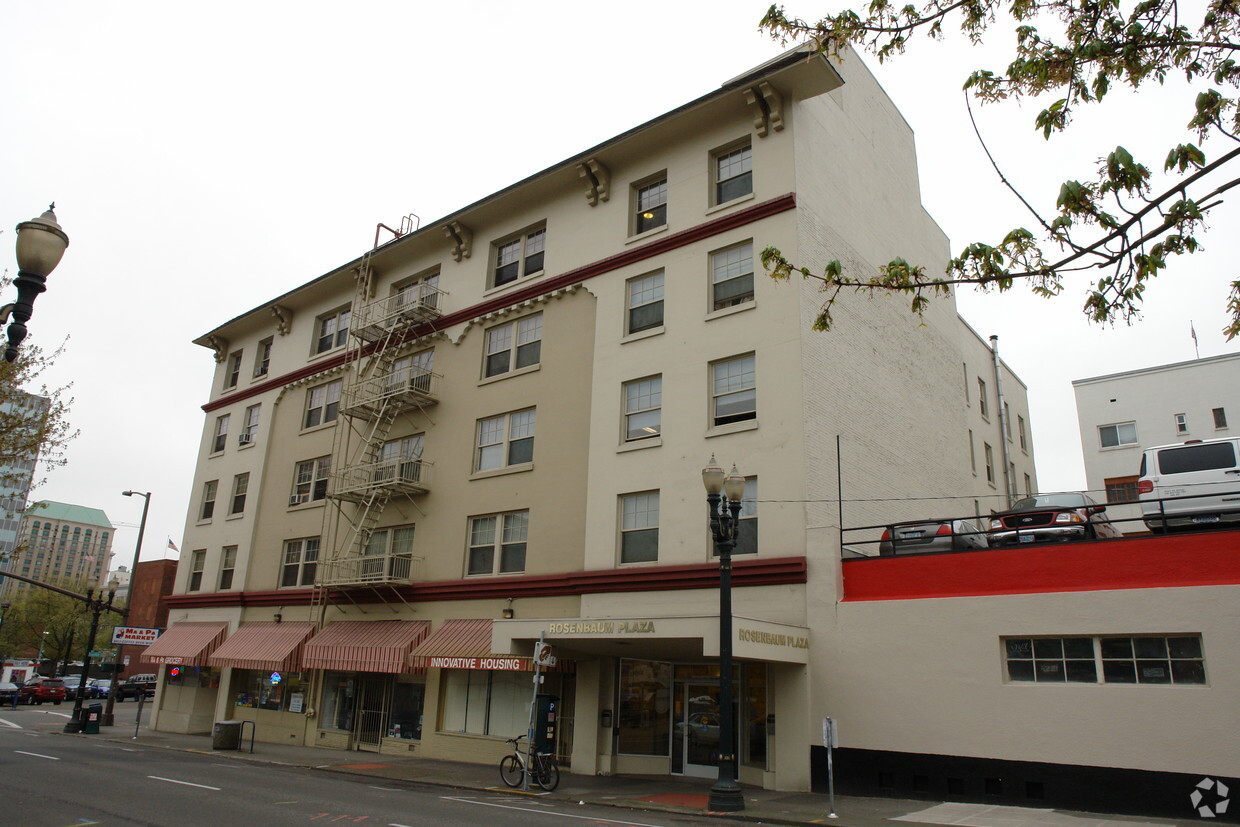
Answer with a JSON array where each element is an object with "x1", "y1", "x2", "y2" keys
[
  {"x1": 302, "y1": 620, "x2": 430, "y2": 674},
  {"x1": 140, "y1": 622, "x2": 228, "y2": 667},
  {"x1": 409, "y1": 618, "x2": 571, "y2": 672},
  {"x1": 207, "y1": 621, "x2": 315, "y2": 672}
]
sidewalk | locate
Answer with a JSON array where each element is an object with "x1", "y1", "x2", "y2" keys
[{"x1": 86, "y1": 724, "x2": 1184, "y2": 827}]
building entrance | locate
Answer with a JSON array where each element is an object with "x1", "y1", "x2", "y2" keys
[
  {"x1": 675, "y1": 681, "x2": 736, "y2": 778},
  {"x1": 353, "y1": 675, "x2": 390, "y2": 752}
]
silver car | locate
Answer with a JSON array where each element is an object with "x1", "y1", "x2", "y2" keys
[{"x1": 879, "y1": 519, "x2": 990, "y2": 555}]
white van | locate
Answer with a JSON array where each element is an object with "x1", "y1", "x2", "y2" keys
[{"x1": 1137, "y1": 437, "x2": 1240, "y2": 531}]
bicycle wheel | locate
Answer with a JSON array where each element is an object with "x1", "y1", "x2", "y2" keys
[
  {"x1": 535, "y1": 755, "x2": 560, "y2": 791},
  {"x1": 499, "y1": 754, "x2": 523, "y2": 788}
]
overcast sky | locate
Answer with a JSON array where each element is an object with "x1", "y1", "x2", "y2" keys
[{"x1": 2, "y1": 1, "x2": 1235, "y2": 567}]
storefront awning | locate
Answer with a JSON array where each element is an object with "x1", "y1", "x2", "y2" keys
[
  {"x1": 140, "y1": 621, "x2": 229, "y2": 667},
  {"x1": 207, "y1": 621, "x2": 315, "y2": 672},
  {"x1": 409, "y1": 618, "x2": 572, "y2": 671},
  {"x1": 302, "y1": 620, "x2": 430, "y2": 673}
]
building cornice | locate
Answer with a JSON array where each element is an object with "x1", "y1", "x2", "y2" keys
[{"x1": 163, "y1": 555, "x2": 808, "y2": 609}]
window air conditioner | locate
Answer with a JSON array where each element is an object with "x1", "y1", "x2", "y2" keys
[
  {"x1": 289, "y1": 494, "x2": 308, "y2": 506},
  {"x1": 238, "y1": 433, "x2": 253, "y2": 445}
]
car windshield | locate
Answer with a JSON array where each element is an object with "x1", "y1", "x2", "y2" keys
[{"x1": 1010, "y1": 494, "x2": 1088, "y2": 510}]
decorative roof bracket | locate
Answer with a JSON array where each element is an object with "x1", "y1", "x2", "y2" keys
[
  {"x1": 445, "y1": 221, "x2": 473, "y2": 262},
  {"x1": 743, "y1": 81, "x2": 784, "y2": 137},
  {"x1": 270, "y1": 304, "x2": 293, "y2": 336},
  {"x1": 576, "y1": 158, "x2": 611, "y2": 206}
]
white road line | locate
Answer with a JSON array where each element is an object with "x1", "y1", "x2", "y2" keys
[
  {"x1": 148, "y1": 776, "x2": 221, "y2": 791},
  {"x1": 369, "y1": 785, "x2": 401, "y2": 791},
  {"x1": 439, "y1": 797, "x2": 671, "y2": 826},
  {"x1": 0, "y1": 718, "x2": 21, "y2": 729},
  {"x1": 15, "y1": 750, "x2": 59, "y2": 760},
  {"x1": 44, "y1": 711, "x2": 71, "y2": 718}
]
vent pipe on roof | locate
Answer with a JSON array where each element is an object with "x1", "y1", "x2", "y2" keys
[{"x1": 990, "y1": 335, "x2": 1016, "y2": 507}]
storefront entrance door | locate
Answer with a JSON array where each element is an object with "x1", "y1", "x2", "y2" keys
[
  {"x1": 353, "y1": 675, "x2": 390, "y2": 752},
  {"x1": 679, "y1": 682, "x2": 723, "y2": 778}
]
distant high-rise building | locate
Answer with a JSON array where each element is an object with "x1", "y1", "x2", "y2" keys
[
  {"x1": 4, "y1": 501, "x2": 114, "y2": 597},
  {"x1": 0, "y1": 392, "x2": 49, "y2": 589}
]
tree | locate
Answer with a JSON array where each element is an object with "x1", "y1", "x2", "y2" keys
[
  {"x1": 760, "y1": 0, "x2": 1240, "y2": 339},
  {"x1": 0, "y1": 587, "x2": 93, "y2": 670}
]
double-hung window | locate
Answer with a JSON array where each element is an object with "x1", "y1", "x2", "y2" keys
[
  {"x1": 476, "y1": 410, "x2": 535, "y2": 471},
  {"x1": 212, "y1": 414, "x2": 230, "y2": 454},
  {"x1": 241, "y1": 404, "x2": 260, "y2": 445},
  {"x1": 620, "y1": 492, "x2": 659, "y2": 563},
  {"x1": 281, "y1": 537, "x2": 319, "y2": 587},
  {"x1": 1099, "y1": 421, "x2": 1138, "y2": 448},
  {"x1": 188, "y1": 550, "x2": 206, "y2": 592},
  {"x1": 378, "y1": 435, "x2": 424, "y2": 484},
  {"x1": 710, "y1": 242, "x2": 754, "y2": 310},
  {"x1": 467, "y1": 511, "x2": 529, "y2": 575},
  {"x1": 315, "y1": 307, "x2": 351, "y2": 354},
  {"x1": 711, "y1": 354, "x2": 756, "y2": 426},
  {"x1": 723, "y1": 478, "x2": 758, "y2": 556},
  {"x1": 492, "y1": 228, "x2": 546, "y2": 287},
  {"x1": 363, "y1": 525, "x2": 416, "y2": 580},
  {"x1": 304, "y1": 380, "x2": 342, "y2": 428},
  {"x1": 388, "y1": 349, "x2": 435, "y2": 394},
  {"x1": 483, "y1": 314, "x2": 542, "y2": 378},
  {"x1": 254, "y1": 337, "x2": 272, "y2": 377},
  {"x1": 1214, "y1": 407, "x2": 1229, "y2": 429},
  {"x1": 623, "y1": 377, "x2": 662, "y2": 441},
  {"x1": 292, "y1": 456, "x2": 331, "y2": 504},
  {"x1": 200, "y1": 480, "x2": 218, "y2": 520},
  {"x1": 978, "y1": 378, "x2": 989, "y2": 418},
  {"x1": 230, "y1": 473, "x2": 249, "y2": 515},
  {"x1": 224, "y1": 351, "x2": 242, "y2": 390},
  {"x1": 219, "y1": 546, "x2": 237, "y2": 590},
  {"x1": 984, "y1": 444, "x2": 995, "y2": 484},
  {"x1": 626, "y1": 271, "x2": 664, "y2": 334},
  {"x1": 714, "y1": 143, "x2": 752, "y2": 203},
  {"x1": 1175, "y1": 413, "x2": 1189, "y2": 434},
  {"x1": 634, "y1": 178, "x2": 667, "y2": 234},
  {"x1": 395, "y1": 271, "x2": 441, "y2": 313}
]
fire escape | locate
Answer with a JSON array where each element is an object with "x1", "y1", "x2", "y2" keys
[{"x1": 313, "y1": 249, "x2": 445, "y2": 615}]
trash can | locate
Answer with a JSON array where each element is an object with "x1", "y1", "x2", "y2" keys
[
  {"x1": 212, "y1": 720, "x2": 242, "y2": 750},
  {"x1": 82, "y1": 703, "x2": 103, "y2": 734}
]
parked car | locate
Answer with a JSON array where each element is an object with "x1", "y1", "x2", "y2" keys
[
  {"x1": 879, "y1": 518, "x2": 990, "y2": 555},
  {"x1": 18, "y1": 677, "x2": 66, "y2": 705},
  {"x1": 62, "y1": 678, "x2": 105, "y2": 700},
  {"x1": 93, "y1": 679, "x2": 113, "y2": 699},
  {"x1": 1138, "y1": 437, "x2": 1240, "y2": 532},
  {"x1": 989, "y1": 493, "x2": 1122, "y2": 545},
  {"x1": 115, "y1": 674, "x2": 157, "y2": 701},
  {"x1": 0, "y1": 682, "x2": 19, "y2": 704}
]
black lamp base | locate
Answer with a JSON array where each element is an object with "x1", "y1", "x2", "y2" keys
[{"x1": 708, "y1": 779, "x2": 746, "y2": 812}]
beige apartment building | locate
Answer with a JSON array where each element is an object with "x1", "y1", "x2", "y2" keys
[{"x1": 139, "y1": 46, "x2": 1240, "y2": 821}]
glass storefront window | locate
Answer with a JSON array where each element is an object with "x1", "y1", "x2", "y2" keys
[
  {"x1": 389, "y1": 681, "x2": 425, "y2": 740},
  {"x1": 232, "y1": 669, "x2": 309, "y2": 712},
  {"x1": 439, "y1": 670, "x2": 532, "y2": 736},
  {"x1": 166, "y1": 666, "x2": 215, "y2": 688},
  {"x1": 743, "y1": 662, "x2": 767, "y2": 768},
  {"x1": 618, "y1": 659, "x2": 672, "y2": 756},
  {"x1": 321, "y1": 671, "x2": 356, "y2": 732}
]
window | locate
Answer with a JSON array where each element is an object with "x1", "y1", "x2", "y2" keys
[
  {"x1": 483, "y1": 314, "x2": 542, "y2": 378},
  {"x1": 219, "y1": 546, "x2": 237, "y2": 590},
  {"x1": 376, "y1": 435, "x2": 424, "y2": 485},
  {"x1": 212, "y1": 414, "x2": 230, "y2": 454},
  {"x1": 1100, "y1": 636, "x2": 1206, "y2": 684},
  {"x1": 1213, "y1": 407, "x2": 1228, "y2": 429},
  {"x1": 1004, "y1": 403, "x2": 1012, "y2": 438},
  {"x1": 281, "y1": 537, "x2": 319, "y2": 587},
  {"x1": 467, "y1": 511, "x2": 529, "y2": 575},
  {"x1": 254, "y1": 337, "x2": 272, "y2": 377},
  {"x1": 241, "y1": 404, "x2": 260, "y2": 445},
  {"x1": 623, "y1": 377, "x2": 662, "y2": 442},
  {"x1": 229, "y1": 473, "x2": 249, "y2": 516},
  {"x1": 720, "y1": 478, "x2": 758, "y2": 556},
  {"x1": 395, "y1": 271, "x2": 441, "y2": 313},
  {"x1": 968, "y1": 429, "x2": 976, "y2": 473},
  {"x1": 1004, "y1": 638, "x2": 1097, "y2": 683},
  {"x1": 978, "y1": 378, "x2": 988, "y2": 418},
  {"x1": 1024, "y1": 473, "x2": 1033, "y2": 496},
  {"x1": 224, "y1": 351, "x2": 242, "y2": 390},
  {"x1": 363, "y1": 525, "x2": 416, "y2": 580},
  {"x1": 1018, "y1": 415, "x2": 1028, "y2": 452},
  {"x1": 199, "y1": 480, "x2": 218, "y2": 521},
  {"x1": 634, "y1": 177, "x2": 667, "y2": 234},
  {"x1": 620, "y1": 492, "x2": 659, "y2": 563},
  {"x1": 1175, "y1": 413, "x2": 1189, "y2": 434},
  {"x1": 292, "y1": 456, "x2": 331, "y2": 504},
  {"x1": 304, "y1": 380, "x2": 342, "y2": 428},
  {"x1": 1105, "y1": 475, "x2": 1139, "y2": 504},
  {"x1": 1098, "y1": 421, "x2": 1138, "y2": 448},
  {"x1": 711, "y1": 354, "x2": 756, "y2": 426},
  {"x1": 710, "y1": 242, "x2": 754, "y2": 310},
  {"x1": 315, "y1": 307, "x2": 351, "y2": 354},
  {"x1": 476, "y1": 410, "x2": 536, "y2": 471},
  {"x1": 187, "y1": 550, "x2": 206, "y2": 592},
  {"x1": 440, "y1": 669, "x2": 552, "y2": 736},
  {"x1": 492, "y1": 228, "x2": 545, "y2": 287},
  {"x1": 984, "y1": 443, "x2": 995, "y2": 484},
  {"x1": 626, "y1": 271, "x2": 664, "y2": 334},
  {"x1": 714, "y1": 143, "x2": 752, "y2": 204},
  {"x1": 389, "y1": 349, "x2": 434, "y2": 394}
]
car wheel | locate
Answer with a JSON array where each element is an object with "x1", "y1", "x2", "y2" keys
[{"x1": 53, "y1": 700, "x2": 61, "y2": 706}]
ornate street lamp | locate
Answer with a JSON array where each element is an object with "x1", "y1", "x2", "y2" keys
[
  {"x1": 702, "y1": 455, "x2": 746, "y2": 812},
  {"x1": 64, "y1": 578, "x2": 121, "y2": 733},
  {"x1": 3, "y1": 205, "x2": 69, "y2": 363}
]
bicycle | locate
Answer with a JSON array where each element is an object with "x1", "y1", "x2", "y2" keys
[{"x1": 499, "y1": 735, "x2": 560, "y2": 791}]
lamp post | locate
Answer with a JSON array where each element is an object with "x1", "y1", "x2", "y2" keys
[
  {"x1": 2, "y1": 205, "x2": 69, "y2": 363},
  {"x1": 702, "y1": 455, "x2": 746, "y2": 813},
  {"x1": 100, "y1": 490, "x2": 150, "y2": 727},
  {"x1": 63, "y1": 577, "x2": 120, "y2": 733}
]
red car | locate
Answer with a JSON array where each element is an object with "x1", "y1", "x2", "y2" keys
[{"x1": 18, "y1": 677, "x2": 66, "y2": 705}]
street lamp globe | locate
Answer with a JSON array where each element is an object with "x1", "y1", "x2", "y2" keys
[
  {"x1": 15, "y1": 206, "x2": 70, "y2": 277},
  {"x1": 702, "y1": 455, "x2": 726, "y2": 494}
]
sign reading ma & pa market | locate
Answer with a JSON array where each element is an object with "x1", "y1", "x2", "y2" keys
[{"x1": 111, "y1": 626, "x2": 163, "y2": 646}]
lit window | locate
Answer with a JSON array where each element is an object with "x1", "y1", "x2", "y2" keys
[
  {"x1": 492, "y1": 228, "x2": 546, "y2": 287},
  {"x1": 483, "y1": 315, "x2": 542, "y2": 378},
  {"x1": 1098, "y1": 421, "x2": 1138, "y2": 448},
  {"x1": 626, "y1": 272, "x2": 664, "y2": 334},
  {"x1": 476, "y1": 409, "x2": 536, "y2": 471},
  {"x1": 714, "y1": 144, "x2": 752, "y2": 204},
  {"x1": 621, "y1": 492, "x2": 659, "y2": 563},
  {"x1": 467, "y1": 511, "x2": 528, "y2": 575},
  {"x1": 634, "y1": 178, "x2": 667, "y2": 234},
  {"x1": 315, "y1": 308, "x2": 351, "y2": 354},
  {"x1": 710, "y1": 242, "x2": 754, "y2": 310},
  {"x1": 623, "y1": 377, "x2": 662, "y2": 442},
  {"x1": 304, "y1": 380, "x2": 342, "y2": 429},
  {"x1": 711, "y1": 355, "x2": 756, "y2": 426}
]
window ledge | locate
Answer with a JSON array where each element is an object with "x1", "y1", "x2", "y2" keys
[
  {"x1": 208, "y1": 450, "x2": 225, "y2": 459},
  {"x1": 478, "y1": 363, "x2": 541, "y2": 387},
  {"x1": 299, "y1": 420, "x2": 339, "y2": 436},
  {"x1": 705, "y1": 301, "x2": 756, "y2": 322},
  {"x1": 622, "y1": 326, "x2": 664, "y2": 344},
  {"x1": 307, "y1": 346, "x2": 346, "y2": 363},
  {"x1": 1099, "y1": 444, "x2": 1140, "y2": 451},
  {"x1": 238, "y1": 442, "x2": 256, "y2": 451},
  {"x1": 705, "y1": 192, "x2": 755, "y2": 216},
  {"x1": 225, "y1": 513, "x2": 245, "y2": 521},
  {"x1": 618, "y1": 437, "x2": 662, "y2": 453},
  {"x1": 195, "y1": 518, "x2": 213, "y2": 526},
  {"x1": 287, "y1": 500, "x2": 327, "y2": 512},
  {"x1": 706, "y1": 419, "x2": 759, "y2": 439},
  {"x1": 625, "y1": 225, "x2": 669, "y2": 246},
  {"x1": 470, "y1": 462, "x2": 534, "y2": 481},
  {"x1": 483, "y1": 270, "x2": 545, "y2": 297}
]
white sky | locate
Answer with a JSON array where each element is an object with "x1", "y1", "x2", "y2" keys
[{"x1": 2, "y1": 1, "x2": 1236, "y2": 565}]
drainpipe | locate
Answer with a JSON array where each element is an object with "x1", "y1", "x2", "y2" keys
[{"x1": 990, "y1": 335, "x2": 1015, "y2": 507}]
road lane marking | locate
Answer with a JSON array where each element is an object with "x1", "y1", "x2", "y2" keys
[
  {"x1": 0, "y1": 718, "x2": 21, "y2": 728},
  {"x1": 369, "y1": 786, "x2": 401, "y2": 791},
  {"x1": 15, "y1": 750, "x2": 59, "y2": 760},
  {"x1": 45, "y1": 711, "x2": 71, "y2": 718},
  {"x1": 148, "y1": 776, "x2": 221, "y2": 790},
  {"x1": 439, "y1": 797, "x2": 671, "y2": 826}
]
